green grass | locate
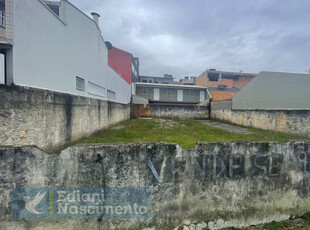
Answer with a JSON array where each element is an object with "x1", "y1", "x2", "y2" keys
[
  {"x1": 267, "y1": 221, "x2": 281, "y2": 230},
  {"x1": 77, "y1": 118, "x2": 304, "y2": 149},
  {"x1": 301, "y1": 212, "x2": 310, "y2": 225}
]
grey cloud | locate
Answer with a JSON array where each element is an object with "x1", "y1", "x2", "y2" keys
[{"x1": 69, "y1": 0, "x2": 310, "y2": 78}]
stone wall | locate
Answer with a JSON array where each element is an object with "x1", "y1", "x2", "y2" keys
[
  {"x1": 131, "y1": 104, "x2": 209, "y2": 119},
  {"x1": 1, "y1": 141, "x2": 310, "y2": 229},
  {"x1": 151, "y1": 104, "x2": 209, "y2": 119},
  {"x1": 0, "y1": 85, "x2": 130, "y2": 152},
  {"x1": 211, "y1": 109, "x2": 310, "y2": 137}
]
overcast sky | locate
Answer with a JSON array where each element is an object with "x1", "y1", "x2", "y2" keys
[{"x1": 70, "y1": 0, "x2": 310, "y2": 79}]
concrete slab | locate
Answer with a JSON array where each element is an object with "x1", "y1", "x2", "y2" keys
[{"x1": 198, "y1": 120, "x2": 253, "y2": 134}]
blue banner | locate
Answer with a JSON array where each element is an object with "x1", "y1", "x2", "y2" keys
[{"x1": 11, "y1": 187, "x2": 151, "y2": 220}]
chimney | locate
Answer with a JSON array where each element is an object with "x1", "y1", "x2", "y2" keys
[
  {"x1": 91, "y1": 12, "x2": 100, "y2": 26},
  {"x1": 60, "y1": 0, "x2": 67, "y2": 23}
]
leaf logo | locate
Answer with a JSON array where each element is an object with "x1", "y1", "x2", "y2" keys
[{"x1": 23, "y1": 192, "x2": 46, "y2": 215}]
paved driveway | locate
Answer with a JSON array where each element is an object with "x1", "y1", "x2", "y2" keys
[{"x1": 198, "y1": 120, "x2": 253, "y2": 134}]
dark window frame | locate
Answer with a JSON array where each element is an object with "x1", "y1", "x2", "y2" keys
[{"x1": 167, "y1": 88, "x2": 172, "y2": 96}]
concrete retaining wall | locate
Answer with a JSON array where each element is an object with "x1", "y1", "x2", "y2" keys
[
  {"x1": 131, "y1": 104, "x2": 209, "y2": 119},
  {"x1": 151, "y1": 104, "x2": 209, "y2": 119},
  {"x1": 212, "y1": 99, "x2": 232, "y2": 110},
  {"x1": 0, "y1": 85, "x2": 130, "y2": 152},
  {"x1": 211, "y1": 109, "x2": 310, "y2": 137},
  {"x1": 1, "y1": 141, "x2": 310, "y2": 229}
]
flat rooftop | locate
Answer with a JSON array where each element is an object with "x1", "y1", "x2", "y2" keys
[{"x1": 135, "y1": 82, "x2": 208, "y2": 89}]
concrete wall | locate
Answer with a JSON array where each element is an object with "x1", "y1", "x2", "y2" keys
[
  {"x1": 0, "y1": 85, "x2": 130, "y2": 151},
  {"x1": 212, "y1": 99, "x2": 232, "y2": 110},
  {"x1": 211, "y1": 109, "x2": 310, "y2": 137},
  {"x1": 151, "y1": 104, "x2": 209, "y2": 119},
  {"x1": 12, "y1": 0, "x2": 107, "y2": 99},
  {"x1": 107, "y1": 66, "x2": 131, "y2": 104},
  {"x1": 10, "y1": 0, "x2": 131, "y2": 104},
  {"x1": 1, "y1": 141, "x2": 310, "y2": 229},
  {"x1": 131, "y1": 104, "x2": 209, "y2": 119},
  {"x1": 210, "y1": 71, "x2": 310, "y2": 137}
]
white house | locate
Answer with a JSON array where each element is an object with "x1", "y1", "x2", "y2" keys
[{"x1": 0, "y1": 0, "x2": 131, "y2": 104}]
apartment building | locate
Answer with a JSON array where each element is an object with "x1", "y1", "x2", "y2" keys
[{"x1": 0, "y1": 0, "x2": 131, "y2": 104}]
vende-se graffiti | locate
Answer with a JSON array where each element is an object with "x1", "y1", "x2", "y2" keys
[{"x1": 148, "y1": 152, "x2": 309, "y2": 183}]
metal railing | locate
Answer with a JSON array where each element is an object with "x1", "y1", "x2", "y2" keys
[{"x1": 0, "y1": 11, "x2": 5, "y2": 28}]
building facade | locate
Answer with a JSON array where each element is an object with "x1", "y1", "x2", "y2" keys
[
  {"x1": 0, "y1": 0, "x2": 12, "y2": 85},
  {"x1": 140, "y1": 74, "x2": 174, "y2": 84},
  {"x1": 179, "y1": 76, "x2": 197, "y2": 85},
  {"x1": 232, "y1": 71, "x2": 310, "y2": 110},
  {"x1": 195, "y1": 69, "x2": 256, "y2": 102},
  {"x1": 0, "y1": 0, "x2": 131, "y2": 104},
  {"x1": 134, "y1": 82, "x2": 208, "y2": 104},
  {"x1": 108, "y1": 46, "x2": 139, "y2": 84}
]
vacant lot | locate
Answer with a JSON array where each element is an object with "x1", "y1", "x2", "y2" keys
[{"x1": 78, "y1": 118, "x2": 304, "y2": 149}]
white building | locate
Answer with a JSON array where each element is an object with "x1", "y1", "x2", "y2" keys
[{"x1": 0, "y1": 0, "x2": 131, "y2": 104}]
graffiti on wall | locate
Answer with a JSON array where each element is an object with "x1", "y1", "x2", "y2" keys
[{"x1": 148, "y1": 151, "x2": 310, "y2": 197}]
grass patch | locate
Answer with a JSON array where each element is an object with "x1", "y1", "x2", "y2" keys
[
  {"x1": 266, "y1": 221, "x2": 281, "y2": 230},
  {"x1": 301, "y1": 212, "x2": 310, "y2": 225},
  {"x1": 76, "y1": 118, "x2": 304, "y2": 149}
]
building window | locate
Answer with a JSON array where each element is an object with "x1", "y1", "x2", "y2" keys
[
  {"x1": 149, "y1": 80, "x2": 152, "y2": 83},
  {"x1": 0, "y1": 10, "x2": 5, "y2": 28},
  {"x1": 155, "y1": 81, "x2": 158, "y2": 83},
  {"x1": 167, "y1": 89, "x2": 172, "y2": 96},
  {"x1": 142, "y1": 80, "x2": 147, "y2": 83},
  {"x1": 132, "y1": 70, "x2": 137, "y2": 78},
  {"x1": 132, "y1": 63, "x2": 136, "y2": 73},
  {"x1": 107, "y1": 89, "x2": 116, "y2": 100},
  {"x1": 0, "y1": 0, "x2": 5, "y2": 28},
  {"x1": 88, "y1": 81, "x2": 105, "y2": 98},
  {"x1": 46, "y1": 3, "x2": 60, "y2": 16},
  {"x1": 208, "y1": 73, "x2": 219, "y2": 81},
  {"x1": 190, "y1": 90, "x2": 194, "y2": 96},
  {"x1": 142, "y1": 87, "x2": 147, "y2": 94},
  {"x1": 76, "y1": 76, "x2": 85, "y2": 91}
]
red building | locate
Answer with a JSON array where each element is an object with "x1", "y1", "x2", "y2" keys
[
  {"x1": 195, "y1": 69, "x2": 256, "y2": 102},
  {"x1": 108, "y1": 46, "x2": 139, "y2": 84}
]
